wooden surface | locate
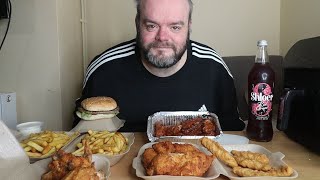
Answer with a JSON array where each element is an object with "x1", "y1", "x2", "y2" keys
[{"x1": 109, "y1": 131, "x2": 320, "y2": 180}]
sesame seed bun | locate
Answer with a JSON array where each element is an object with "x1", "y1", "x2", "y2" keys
[{"x1": 81, "y1": 97, "x2": 117, "y2": 111}]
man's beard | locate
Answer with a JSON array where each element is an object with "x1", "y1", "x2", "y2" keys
[{"x1": 137, "y1": 32, "x2": 189, "y2": 69}]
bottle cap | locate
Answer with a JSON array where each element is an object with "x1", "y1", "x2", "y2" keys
[{"x1": 257, "y1": 40, "x2": 268, "y2": 46}]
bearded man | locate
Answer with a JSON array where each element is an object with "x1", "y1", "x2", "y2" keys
[{"x1": 73, "y1": 0, "x2": 245, "y2": 132}]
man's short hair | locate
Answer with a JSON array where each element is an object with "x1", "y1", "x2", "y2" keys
[{"x1": 134, "y1": 0, "x2": 193, "y2": 21}]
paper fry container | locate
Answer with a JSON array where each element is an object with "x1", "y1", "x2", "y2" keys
[{"x1": 147, "y1": 111, "x2": 223, "y2": 143}]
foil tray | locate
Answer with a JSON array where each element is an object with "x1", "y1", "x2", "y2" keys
[{"x1": 147, "y1": 111, "x2": 223, "y2": 143}]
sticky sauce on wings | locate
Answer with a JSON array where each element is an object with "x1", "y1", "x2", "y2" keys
[{"x1": 155, "y1": 117, "x2": 217, "y2": 137}]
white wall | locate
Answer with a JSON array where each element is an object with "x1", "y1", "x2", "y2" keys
[
  {"x1": 0, "y1": 0, "x2": 62, "y2": 130},
  {"x1": 192, "y1": 0, "x2": 280, "y2": 57},
  {"x1": 57, "y1": 0, "x2": 83, "y2": 130},
  {"x1": 0, "y1": 0, "x2": 82, "y2": 131},
  {"x1": 85, "y1": 0, "x2": 280, "y2": 66},
  {"x1": 280, "y1": 0, "x2": 320, "y2": 56},
  {"x1": 85, "y1": 0, "x2": 136, "y2": 64}
]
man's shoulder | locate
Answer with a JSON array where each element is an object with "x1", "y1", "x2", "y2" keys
[
  {"x1": 89, "y1": 39, "x2": 137, "y2": 65},
  {"x1": 189, "y1": 40, "x2": 222, "y2": 60},
  {"x1": 83, "y1": 39, "x2": 137, "y2": 88},
  {"x1": 189, "y1": 40, "x2": 233, "y2": 78}
]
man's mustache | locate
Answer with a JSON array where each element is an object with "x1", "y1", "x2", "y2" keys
[{"x1": 150, "y1": 42, "x2": 174, "y2": 48}]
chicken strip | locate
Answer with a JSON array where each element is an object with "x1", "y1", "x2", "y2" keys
[
  {"x1": 200, "y1": 137, "x2": 238, "y2": 168},
  {"x1": 233, "y1": 165, "x2": 294, "y2": 177},
  {"x1": 231, "y1": 150, "x2": 271, "y2": 171},
  {"x1": 233, "y1": 157, "x2": 272, "y2": 171},
  {"x1": 231, "y1": 150, "x2": 269, "y2": 164}
]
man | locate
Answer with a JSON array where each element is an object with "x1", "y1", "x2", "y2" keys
[{"x1": 73, "y1": 0, "x2": 245, "y2": 132}]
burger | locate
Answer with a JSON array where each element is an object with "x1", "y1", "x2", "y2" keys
[{"x1": 76, "y1": 96, "x2": 119, "y2": 120}]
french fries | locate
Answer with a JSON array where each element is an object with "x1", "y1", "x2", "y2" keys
[
  {"x1": 20, "y1": 130, "x2": 79, "y2": 158},
  {"x1": 72, "y1": 130, "x2": 128, "y2": 156}
]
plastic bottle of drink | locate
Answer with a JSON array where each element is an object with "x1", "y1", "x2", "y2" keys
[{"x1": 246, "y1": 40, "x2": 275, "y2": 142}]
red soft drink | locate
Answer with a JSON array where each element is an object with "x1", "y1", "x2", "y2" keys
[{"x1": 246, "y1": 40, "x2": 275, "y2": 142}]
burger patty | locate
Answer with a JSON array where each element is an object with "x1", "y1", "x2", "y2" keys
[{"x1": 78, "y1": 107, "x2": 119, "y2": 115}]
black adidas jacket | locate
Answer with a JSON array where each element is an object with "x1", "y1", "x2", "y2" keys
[{"x1": 74, "y1": 39, "x2": 245, "y2": 132}]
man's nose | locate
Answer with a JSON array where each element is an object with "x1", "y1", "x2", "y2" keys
[{"x1": 156, "y1": 27, "x2": 169, "y2": 41}]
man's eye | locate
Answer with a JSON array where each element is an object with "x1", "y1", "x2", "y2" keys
[
  {"x1": 146, "y1": 24, "x2": 157, "y2": 31},
  {"x1": 171, "y1": 26, "x2": 181, "y2": 31}
]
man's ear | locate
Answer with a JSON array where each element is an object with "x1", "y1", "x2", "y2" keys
[{"x1": 135, "y1": 15, "x2": 139, "y2": 30}]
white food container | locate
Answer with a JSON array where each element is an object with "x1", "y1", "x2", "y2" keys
[
  {"x1": 132, "y1": 142, "x2": 298, "y2": 180},
  {"x1": 132, "y1": 141, "x2": 221, "y2": 180},
  {"x1": 71, "y1": 116, "x2": 125, "y2": 133},
  {"x1": 65, "y1": 132, "x2": 135, "y2": 166},
  {"x1": 16, "y1": 121, "x2": 43, "y2": 137},
  {"x1": 18, "y1": 131, "x2": 80, "y2": 163}
]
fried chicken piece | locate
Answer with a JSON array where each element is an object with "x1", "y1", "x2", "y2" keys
[
  {"x1": 41, "y1": 140, "x2": 103, "y2": 180},
  {"x1": 233, "y1": 165, "x2": 294, "y2": 177},
  {"x1": 173, "y1": 143, "x2": 199, "y2": 153},
  {"x1": 165, "y1": 125, "x2": 182, "y2": 136},
  {"x1": 202, "y1": 119, "x2": 216, "y2": 135},
  {"x1": 142, "y1": 148, "x2": 158, "y2": 168},
  {"x1": 154, "y1": 117, "x2": 218, "y2": 137},
  {"x1": 154, "y1": 123, "x2": 182, "y2": 136},
  {"x1": 154, "y1": 123, "x2": 165, "y2": 137},
  {"x1": 142, "y1": 141, "x2": 214, "y2": 177},
  {"x1": 152, "y1": 141, "x2": 175, "y2": 154},
  {"x1": 201, "y1": 137, "x2": 238, "y2": 168},
  {"x1": 41, "y1": 171, "x2": 54, "y2": 180},
  {"x1": 181, "y1": 118, "x2": 203, "y2": 135},
  {"x1": 63, "y1": 165, "x2": 100, "y2": 180},
  {"x1": 42, "y1": 151, "x2": 93, "y2": 180},
  {"x1": 146, "y1": 151, "x2": 214, "y2": 176}
]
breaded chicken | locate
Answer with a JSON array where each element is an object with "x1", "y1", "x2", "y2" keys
[
  {"x1": 41, "y1": 140, "x2": 103, "y2": 180},
  {"x1": 233, "y1": 165, "x2": 294, "y2": 177},
  {"x1": 142, "y1": 148, "x2": 158, "y2": 168},
  {"x1": 152, "y1": 141, "x2": 175, "y2": 153},
  {"x1": 142, "y1": 141, "x2": 214, "y2": 177},
  {"x1": 201, "y1": 137, "x2": 238, "y2": 168}
]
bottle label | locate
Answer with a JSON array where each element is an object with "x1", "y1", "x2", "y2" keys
[{"x1": 250, "y1": 83, "x2": 273, "y2": 120}]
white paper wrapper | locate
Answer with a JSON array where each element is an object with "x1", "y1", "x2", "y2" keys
[
  {"x1": 0, "y1": 120, "x2": 32, "y2": 179},
  {"x1": 64, "y1": 132, "x2": 135, "y2": 166},
  {"x1": 72, "y1": 116, "x2": 125, "y2": 132},
  {"x1": 132, "y1": 142, "x2": 298, "y2": 180}
]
